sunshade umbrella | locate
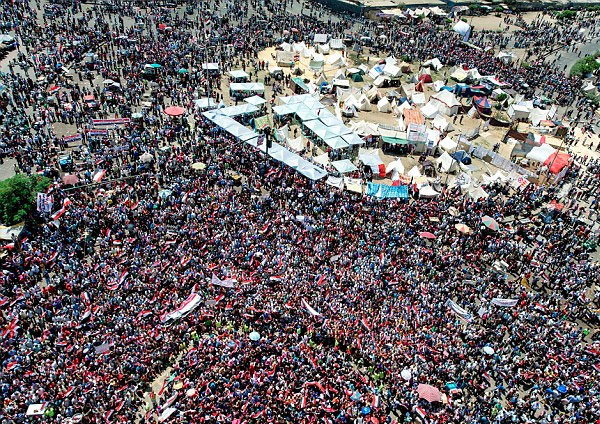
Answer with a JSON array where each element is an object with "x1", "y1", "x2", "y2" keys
[
  {"x1": 417, "y1": 384, "x2": 442, "y2": 403},
  {"x1": 62, "y1": 174, "x2": 79, "y2": 184},
  {"x1": 249, "y1": 331, "x2": 260, "y2": 341},
  {"x1": 178, "y1": 68, "x2": 188, "y2": 74},
  {"x1": 131, "y1": 112, "x2": 143, "y2": 119},
  {"x1": 483, "y1": 346, "x2": 494, "y2": 355},
  {"x1": 103, "y1": 79, "x2": 115, "y2": 85},
  {"x1": 191, "y1": 162, "x2": 206, "y2": 170},
  {"x1": 140, "y1": 152, "x2": 153, "y2": 163},
  {"x1": 418, "y1": 231, "x2": 436, "y2": 239},
  {"x1": 482, "y1": 215, "x2": 500, "y2": 231},
  {"x1": 164, "y1": 106, "x2": 185, "y2": 116},
  {"x1": 473, "y1": 96, "x2": 491, "y2": 109},
  {"x1": 149, "y1": 63, "x2": 162, "y2": 68},
  {"x1": 448, "y1": 206, "x2": 459, "y2": 216},
  {"x1": 455, "y1": 223, "x2": 471, "y2": 234},
  {"x1": 401, "y1": 369, "x2": 412, "y2": 381}
]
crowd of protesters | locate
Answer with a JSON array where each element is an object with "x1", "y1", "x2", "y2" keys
[{"x1": 1, "y1": 0, "x2": 600, "y2": 423}]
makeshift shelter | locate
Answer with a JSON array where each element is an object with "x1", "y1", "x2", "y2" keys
[
  {"x1": 401, "y1": 83, "x2": 416, "y2": 99},
  {"x1": 439, "y1": 136, "x2": 457, "y2": 151},
  {"x1": 453, "y1": 20, "x2": 471, "y2": 39},
  {"x1": 507, "y1": 104, "x2": 530, "y2": 121},
  {"x1": 317, "y1": 44, "x2": 330, "y2": 54},
  {"x1": 366, "y1": 87, "x2": 382, "y2": 102},
  {"x1": 420, "y1": 102, "x2": 438, "y2": 119},
  {"x1": 383, "y1": 63, "x2": 402, "y2": 78},
  {"x1": 432, "y1": 115, "x2": 452, "y2": 132},
  {"x1": 332, "y1": 159, "x2": 358, "y2": 173},
  {"x1": 430, "y1": 90, "x2": 461, "y2": 116},
  {"x1": 328, "y1": 53, "x2": 346, "y2": 68},
  {"x1": 497, "y1": 51, "x2": 516, "y2": 64},
  {"x1": 419, "y1": 185, "x2": 440, "y2": 198},
  {"x1": 450, "y1": 67, "x2": 468, "y2": 82},
  {"x1": 412, "y1": 92, "x2": 426, "y2": 106},
  {"x1": 228, "y1": 69, "x2": 249, "y2": 82},
  {"x1": 310, "y1": 53, "x2": 325, "y2": 70},
  {"x1": 377, "y1": 97, "x2": 391, "y2": 113},
  {"x1": 330, "y1": 39, "x2": 344, "y2": 50},
  {"x1": 276, "y1": 51, "x2": 295, "y2": 67},
  {"x1": 418, "y1": 74, "x2": 433, "y2": 83},
  {"x1": 423, "y1": 58, "x2": 443, "y2": 71},
  {"x1": 436, "y1": 151, "x2": 458, "y2": 173},
  {"x1": 357, "y1": 95, "x2": 372, "y2": 111}
]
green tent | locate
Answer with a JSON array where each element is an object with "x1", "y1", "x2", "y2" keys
[
  {"x1": 382, "y1": 136, "x2": 410, "y2": 145},
  {"x1": 351, "y1": 73, "x2": 363, "y2": 82}
]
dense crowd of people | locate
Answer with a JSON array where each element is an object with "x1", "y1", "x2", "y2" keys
[{"x1": 1, "y1": 0, "x2": 599, "y2": 423}]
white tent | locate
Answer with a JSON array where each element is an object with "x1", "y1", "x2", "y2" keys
[
  {"x1": 386, "y1": 159, "x2": 405, "y2": 174},
  {"x1": 314, "y1": 152, "x2": 330, "y2": 166},
  {"x1": 436, "y1": 151, "x2": 458, "y2": 173},
  {"x1": 366, "y1": 86, "x2": 382, "y2": 102},
  {"x1": 332, "y1": 159, "x2": 358, "y2": 173},
  {"x1": 369, "y1": 64, "x2": 385, "y2": 79},
  {"x1": 453, "y1": 20, "x2": 471, "y2": 37},
  {"x1": 276, "y1": 51, "x2": 295, "y2": 66},
  {"x1": 292, "y1": 42, "x2": 307, "y2": 53},
  {"x1": 432, "y1": 115, "x2": 452, "y2": 132},
  {"x1": 439, "y1": 136, "x2": 458, "y2": 151},
  {"x1": 328, "y1": 53, "x2": 346, "y2": 67},
  {"x1": 433, "y1": 80, "x2": 445, "y2": 92},
  {"x1": 468, "y1": 184, "x2": 489, "y2": 200},
  {"x1": 228, "y1": 69, "x2": 249, "y2": 80},
  {"x1": 310, "y1": 53, "x2": 326, "y2": 70},
  {"x1": 412, "y1": 92, "x2": 426, "y2": 106},
  {"x1": 423, "y1": 58, "x2": 443, "y2": 71},
  {"x1": 358, "y1": 148, "x2": 384, "y2": 167},
  {"x1": 529, "y1": 108, "x2": 549, "y2": 126},
  {"x1": 383, "y1": 63, "x2": 402, "y2": 78},
  {"x1": 430, "y1": 90, "x2": 461, "y2": 116},
  {"x1": 377, "y1": 97, "x2": 391, "y2": 113},
  {"x1": 315, "y1": 74, "x2": 327, "y2": 86},
  {"x1": 419, "y1": 185, "x2": 440, "y2": 198},
  {"x1": 342, "y1": 104, "x2": 358, "y2": 117},
  {"x1": 357, "y1": 94, "x2": 372, "y2": 111},
  {"x1": 420, "y1": 101, "x2": 439, "y2": 119},
  {"x1": 373, "y1": 76, "x2": 387, "y2": 87},
  {"x1": 507, "y1": 104, "x2": 530, "y2": 121},
  {"x1": 280, "y1": 42, "x2": 292, "y2": 52},
  {"x1": 526, "y1": 143, "x2": 556, "y2": 164},
  {"x1": 450, "y1": 67, "x2": 468, "y2": 82},
  {"x1": 314, "y1": 34, "x2": 329, "y2": 44},
  {"x1": 497, "y1": 51, "x2": 516, "y2": 64},
  {"x1": 344, "y1": 95, "x2": 361, "y2": 110},
  {"x1": 318, "y1": 43, "x2": 330, "y2": 54},
  {"x1": 407, "y1": 166, "x2": 422, "y2": 178}
]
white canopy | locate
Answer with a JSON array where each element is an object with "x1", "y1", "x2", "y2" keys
[
  {"x1": 439, "y1": 136, "x2": 457, "y2": 151},
  {"x1": 377, "y1": 97, "x2": 391, "y2": 113},
  {"x1": 332, "y1": 159, "x2": 358, "y2": 173},
  {"x1": 453, "y1": 20, "x2": 471, "y2": 37},
  {"x1": 244, "y1": 95, "x2": 267, "y2": 106},
  {"x1": 228, "y1": 69, "x2": 249, "y2": 79},
  {"x1": 437, "y1": 151, "x2": 458, "y2": 173}
]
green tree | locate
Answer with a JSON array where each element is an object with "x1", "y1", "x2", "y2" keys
[{"x1": 0, "y1": 174, "x2": 51, "y2": 225}]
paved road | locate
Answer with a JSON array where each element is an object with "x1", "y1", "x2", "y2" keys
[{"x1": 545, "y1": 36, "x2": 600, "y2": 74}]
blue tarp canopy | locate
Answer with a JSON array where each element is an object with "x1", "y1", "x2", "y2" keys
[{"x1": 366, "y1": 183, "x2": 408, "y2": 199}]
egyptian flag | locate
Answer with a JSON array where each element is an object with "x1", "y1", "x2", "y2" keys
[
  {"x1": 93, "y1": 169, "x2": 106, "y2": 183},
  {"x1": 47, "y1": 251, "x2": 59, "y2": 264},
  {"x1": 300, "y1": 391, "x2": 307, "y2": 409},
  {"x1": 61, "y1": 387, "x2": 75, "y2": 398},
  {"x1": 361, "y1": 317, "x2": 372, "y2": 331},
  {"x1": 371, "y1": 394, "x2": 380, "y2": 408},
  {"x1": 259, "y1": 223, "x2": 270, "y2": 235},
  {"x1": 1, "y1": 317, "x2": 19, "y2": 339},
  {"x1": 81, "y1": 304, "x2": 92, "y2": 321},
  {"x1": 137, "y1": 310, "x2": 152, "y2": 319},
  {"x1": 316, "y1": 274, "x2": 326, "y2": 286},
  {"x1": 118, "y1": 271, "x2": 129, "y2": 286},
  {"x1": 414, "y1": 406, "x2": 427, "y2": 422},
  {"x1": 104, "y1": 410, "x2": 113, "y2": 423},
  {"x1": 51, "y1": 198, "x2": 72, "y2": 220},
  {"x1": 115, "y1": 400, "x2": 124, "y2": 411},
  {"x1": 157, "y1": 379, "x2": 168, "y2": 396},
  {"x1": 5, "y1": 361, "x2": 19, "y2": 372}
]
